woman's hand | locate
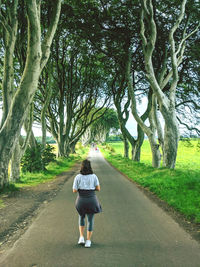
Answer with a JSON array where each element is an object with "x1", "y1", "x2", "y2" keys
[
  {"x1": 95, "y1": 185, "x2": 100, "y2": 191},
  {"x1": 73, "y1": 189, "x2": 78, "y2": 193}
]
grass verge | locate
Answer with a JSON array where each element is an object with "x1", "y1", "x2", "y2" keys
[
  {"x1": 0, "y1": 145, "x2": 89, "y2": 207},
  {"x1": 101, "y1": 145, "x2": 200, "y2": 223}
]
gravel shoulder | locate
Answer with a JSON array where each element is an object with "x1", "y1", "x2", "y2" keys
[{"x1": 0, "y1": 164, "x2": 79, "y2": 253}]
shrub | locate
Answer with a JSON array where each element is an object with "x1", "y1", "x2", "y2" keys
[
  {"x1": 42, "y1": 144, "x2": 56, "y2": 166},
  {"x1": 21, "y1": 143, "x2": 56, "y2": 173}
]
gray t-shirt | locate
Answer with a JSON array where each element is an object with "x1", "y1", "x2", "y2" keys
[{"x1": 73, "y1": 173, "x2": 100, "y2": 190}]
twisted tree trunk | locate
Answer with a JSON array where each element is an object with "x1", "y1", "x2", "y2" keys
[
  {"x1": 132, "y1": 126, "x2": 144, "y2": 162},
  {"x1": 126, "y1": 55, "x2": 161, "y2": 168},
  {"x1": 0, "y1": 0, "x2": 61, "y2": 188},
  {"x1": 10, "y1": 104, "x2": 34, "y2": 182},
  {"x1": 140, "y1": 0, "x2": 198, "y2": 168}
]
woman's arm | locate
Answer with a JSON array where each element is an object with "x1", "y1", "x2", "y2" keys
[
  {"x1": 95, "y1": 185, "x2": 100, "y2": 191},
  {"x1": 72, "y1": 175, "x2": 79, "y2": 193}
]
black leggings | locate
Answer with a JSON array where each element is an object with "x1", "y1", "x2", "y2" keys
[{"x1": 79, "y1": 214, "x2": 94, "y2": 231}]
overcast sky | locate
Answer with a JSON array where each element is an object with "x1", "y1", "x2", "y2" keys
[{"x1": 0, "y1": 97, "x2": 149, "y2": 137}]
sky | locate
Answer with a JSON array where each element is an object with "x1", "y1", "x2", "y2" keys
[
  {"x1": 2, "y1": 100, "x2": 195, "y2": 138},
  {"x1": 0, "y1": 109, "x2": 139, "y2": 137},
  {"x1": 0, "y1": 97, "x2": 149, "y2": 137}
]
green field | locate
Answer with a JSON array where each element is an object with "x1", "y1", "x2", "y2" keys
[
  {"x1": 101, "y1": 140, "x2": 200, "y2": 223},
  {"x1": 108, "y1": 140, "x2": 200, "y2": 170}
]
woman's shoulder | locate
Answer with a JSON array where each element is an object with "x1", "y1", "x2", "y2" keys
[
  {"x1": 75, "y1": 173, "x2": 82, "y2": 179},
  {"x1": 90, "y1": 173, "x2": 98, "y2": 179}
]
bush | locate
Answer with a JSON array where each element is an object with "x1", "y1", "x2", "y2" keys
[
  {"x1": 21, "y1": 143, "x2": 56, "y2": 173},
  {"x1": 42, "y1": 144, "x2": 56, "y2": 165}
]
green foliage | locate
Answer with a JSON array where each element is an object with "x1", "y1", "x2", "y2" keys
[
  {"x1": 101, "y1": 140, "x2": 200, "y2": 223},
  {"x1": 17, "y1": 145, "x2": 89, "y2": 187},
  {"x1": 22, "y1": 136, "x2": 56, "y2": 144},
  {"x1": 0, "y1": 199, "x2": 4, "y2": 208},
  {"x1": 35, "y1": 136, "x2": 56, "y2": 144},
  {"x1": 0, "y1": 183, "x2": 19, "y2": 194},
  {"x1": 106, "y1": 135, "x2": 122, "y2": 142},
  {"x1": 76, "y1": 142, "x2": 87, "y2": 155},
  {"x1": 18, "y1": 158, "x2": 73, "y2": 186},
  {"x1": 21, "y1": 144, "x2": 43, "y2": 172},
  {"x1": 21, "y1": 143, "x2": 56, "y2": 173},
  {"x1": 42, "y1": 144, "x2": 56, "y2": 166}
]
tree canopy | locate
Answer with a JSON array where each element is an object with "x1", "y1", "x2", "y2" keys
[{"x1": 0, "y1": 0, "x2": 199, "y2": 188}]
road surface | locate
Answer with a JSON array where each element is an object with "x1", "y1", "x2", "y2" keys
[{"x1": 0, "y1": 150, "x2": 200, "y2": 267}]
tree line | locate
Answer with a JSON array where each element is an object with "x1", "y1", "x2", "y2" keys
[{"x1": 0, "y1": 0, "x2": 199, "y2": 189}]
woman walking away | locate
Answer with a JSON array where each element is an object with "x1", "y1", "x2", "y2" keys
[{"x1": 73, "y1": 159, "x2": 102, "y2": 248}]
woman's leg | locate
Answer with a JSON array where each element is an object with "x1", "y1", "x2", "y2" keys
[
  {"x1": 79, "y1": 214, "x2": 85, "y2": 237},
  {"x1": 86, "y1": 213, "x2": 95, "y2": 240}
]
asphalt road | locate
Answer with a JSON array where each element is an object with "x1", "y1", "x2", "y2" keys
[{"x1": 0, "y1": 150, "x2": 200, "y2": 267}]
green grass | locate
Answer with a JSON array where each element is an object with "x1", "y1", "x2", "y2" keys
[
  {"x1": 0, "y1": 199, "x2": 5, "y2": 208},
  {"x1": 0, "y1": 145, "x2": 89, "y2": 207},
  {"x1": 108, "y1": 140, "x2": 200, "y2": 170},
  {"x1": 101, "y1": 140, "x2": 200, "y2": 223},
  {"x1": 16, "y1": 157, "x2": 76, "y2": 187},
  {"x1": 16, "y1": 146, "x2": 89, "y2": 187}
]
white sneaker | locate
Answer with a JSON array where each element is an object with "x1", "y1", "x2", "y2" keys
[
  {"x1": 85, "y1": 240, "x2": 91, "y2": 248},
  {"x1": 78, "y1": 236, "x2": 85, "y2": 245}
]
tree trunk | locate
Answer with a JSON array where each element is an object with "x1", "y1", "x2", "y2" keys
[
  {"x1": 10, "y1": 105, "x2": 34, "y2": 182},
  {"x1": 65, "y1": 139, "x2": 71, "y2": 157},
  {"x1": 0, "y1": 7, "x2": 41, "y2": 187},
  {"x1": 0, "y1": 0, "x2": 61, "y2": 188},
  {"x1": 0, "y1": 163, "x2": 9, "y2": 188},
  {"x1": 81, "y1": 128, "x2": 91, "y2": 146},
  {"x1": 70, "y1": 143, "x2": 76, "y2": 154},
  {"x1": 163, "y1": 113, "x2": 179, "y2": 168},
  {"x1": 10, "y1": 141, "x2": 21, "y2": 182},
  {"x1": 29, "y1": 130, "x2": 37, "y2": 148},
  {"x1": 125, "y1": 52, "x2": 162, "y2": 167},
  {"x1": 148, "y1": 135, "x2": 161, "y2": 168},
  {"x1": 57, "y1": 136, "x2": 66, "y2": 157},
  {"x1": 123, "y1": 137, "x2": 129, "y2": 158},
  {"x1": 0, "y1": 0, "x2": 18, "y2": 128},
  {"x1": 152, "y1": 95, "x2": 164, "y2": 155},
  {"x1": 140, "y1": 0, "x2": 196, "y2": 168},
  {"x1": 41, "y1": 86, "x2": 52, "y2": 149},
  {"x1": 132, "y1": 126, "x2": 144, "y2": 161},
  {"x1": 70, "y1": 141, "x2": 77, "y2": 154}
]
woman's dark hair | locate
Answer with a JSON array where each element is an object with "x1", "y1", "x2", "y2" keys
[{"x1": 80, "y1": 159, "x2": 93, "y2": 175}]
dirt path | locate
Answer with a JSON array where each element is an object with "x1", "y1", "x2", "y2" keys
[{"x1": 0, "y1": 151, "x2": 200, "y2": 267}]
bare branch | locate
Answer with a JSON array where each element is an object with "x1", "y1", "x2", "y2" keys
[
  {"x1": 176, "y1": 99, "x2": 200, "y2": 110},
  {"x1": 140, "y1": 9, "x2": 147, "y2": 47},
  {"x1": 40, "y1": 0, "x2": 62, "y2": 70},
  {"x1": 140, "y1": 0, "x2": 168, "y2": 108},
  {"x1": 177, "y1": 116, "x2": 200, "y2": 136},
  {"x1": 168, "y1": 0, "x2": 187, "y2": 102},
  {"x1": 126, "y1": 52, "x2": 151, "y2": 136}
]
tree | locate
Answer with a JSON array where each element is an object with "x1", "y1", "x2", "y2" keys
[
  {"x1": 138, "y1": 0, "x2": 199, "y2": 168},
  {"x1": 34, "y1": 27, "x2": 111, "y2": 156},
  {"x1": 82, "y1": 108, "x2": 119, "y2": 144},
  {"x1": 0, "y1": 0, "x2": 61, "y2": 188}
]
